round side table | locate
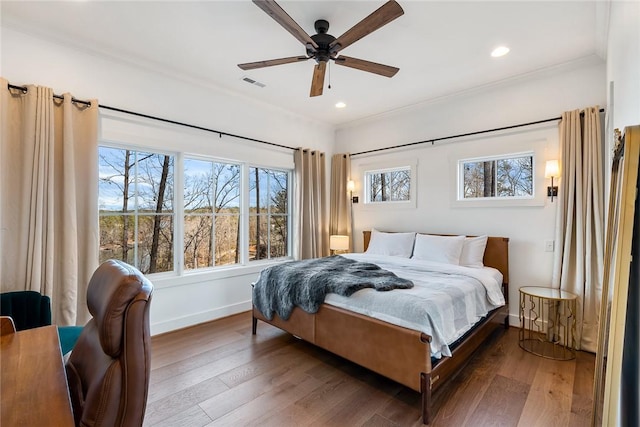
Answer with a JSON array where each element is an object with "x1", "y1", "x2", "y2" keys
[{"x1": 519, "y1": 286, "x2": 577, "y2": 360}]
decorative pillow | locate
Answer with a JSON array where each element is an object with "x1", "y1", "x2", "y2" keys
[
  {"x1": 459, "y1": 235, "x2": 488, "y2": 268},
  {"x1": 365, "y1": 229, "x2": 416, "y2": 258},
  {"x1": 411, "y1": 234, "x2": 465, "y2": 265}
]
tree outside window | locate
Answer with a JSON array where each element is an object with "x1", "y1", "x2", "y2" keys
[
  {"x1": 99, "y1": 147, "x2": 174, "y2": 274},
  {"x1": 249, "y1": 168, "x2": 288, "y2": 261},
  {"x1": 183, "y1": 159, "x2": 241, "y2": 270},
  {"x1": 462, "y1": 154, "x2": 533, "y2": 199},
  {"x1": 365, "y1": 167, "x2": 411, "y2": 203},
  {"x1": 99, "y1": 146, "x2": 292, "y2": 275}
]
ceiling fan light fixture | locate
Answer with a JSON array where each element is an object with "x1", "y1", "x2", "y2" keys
[
  {"x1": 491, "y1": 46, "x2": 510, "y2": 58},
  {"x1": 335, "y1": 102, "x2": 346, "y2": 109},
  {"x1": 244, "y1": 0, "x2": 404, "y2": 97}
]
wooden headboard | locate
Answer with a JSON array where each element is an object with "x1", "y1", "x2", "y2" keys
[{"x1": 362, "y1": 230, "x2": 510, "y2": 285}]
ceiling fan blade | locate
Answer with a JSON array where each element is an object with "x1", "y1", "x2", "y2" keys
[
  {"x1": 329, "y1": 0, "x2": 404, "y2": 53},
  {"x1": 253, "y1": 0, "x2": 319, "y2": 50},
  {"x1": 334, "y1": 56, "x2": 399, "y2": 77},
  {"x1": 310, "y1": 61, "x2": 326, "y2": 97},
  {"x1": 238, "y1": 56, "x2": 309, "y2": 70}
]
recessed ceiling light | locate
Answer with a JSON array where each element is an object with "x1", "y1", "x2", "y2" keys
[
  {"x1": 335, "y1": 102, "x2": 346, "y2": 109},
  {"x1": 491, "y1": 46, "x2": 510, "y2": 58}
]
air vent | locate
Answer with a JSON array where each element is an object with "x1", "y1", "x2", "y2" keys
[{"x1": 242, "y1": 76, "x2": 266, "y2": 88}]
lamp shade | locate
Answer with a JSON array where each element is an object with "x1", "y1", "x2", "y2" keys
[
  {"x1": 329, "y1": 235, "x2": 349, "y2": 251},
  {"x1": 346, "y1": 180, "x2": 355, "y2": 192},
  {"x1": 545, "y1": 160, "x2": 559, "y2": 178}
]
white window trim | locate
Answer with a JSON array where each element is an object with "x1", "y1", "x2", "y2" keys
[
  {"x1": 246, "y1": 164, "x2": 293, "y2": 263},
  {"x1": 98, "y1": 144, "x2": 179, "y2": 275},
  {"x1": 450, "y1": 145, "x2": 547, "y2": 208},
  {"x1": 182, "y1": 156, "x2": 244, "y2": 272},
  {"x1": 457, "y1": 151, "x2": 535, "y2": 200},
  {"x1": 358, "y1": 159, "x2": 418, "y2": 210}
]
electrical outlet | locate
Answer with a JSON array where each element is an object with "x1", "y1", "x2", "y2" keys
[{"x1": 545, "y1": 240, "x2": 554, "y2": 252}]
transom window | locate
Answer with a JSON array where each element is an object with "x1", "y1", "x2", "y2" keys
[
  {"x1": 364, "y1": 166, "x2": 412, "y2": 203},
  {"x1": 459, "y1": 153, "x2": 534, "y2": 200}
]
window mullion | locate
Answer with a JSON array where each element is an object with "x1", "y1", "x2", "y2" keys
[
  {"x1": 133, "y1": 151, "x2": 139, "y2": 270},
  {"x1": 174, "y1": 152, "x2": 184, "y2": 275},
  {"x1": 240, "y1": 164, "x2": 248, "y2": 265},
  {"x1": 266, "y1": 171, "x2": 271, "y2": 259}
]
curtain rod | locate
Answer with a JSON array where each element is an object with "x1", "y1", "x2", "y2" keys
[
  {"x1": 7, "y1": 83, "x2": 296, "y2": 152},
  {"x1": 98, "y1": 104, "x2": 296, "y2": 151},
  {"x1": 8, "y1": 83, "x2": 92, "y2": 106},
  {"x1": 7, "y1": 82, "x2": 605, "y2": 156},
  {"x1": 350, "y1": 108, "x2": 606, "y2": 157}
]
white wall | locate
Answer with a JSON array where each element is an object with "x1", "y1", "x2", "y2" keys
[
  {"x1": 2, "y1": 19, "x2": 623, "y2": 332},
  {"x1": 336, "y1": 59, "x2": 607, "y2": 324},
  {"x1": 607, "y1": 0, "x2": 640, "y2": 133},
  {"x1": 1, "y1": 27, "x2": 335, "y2": 335}
]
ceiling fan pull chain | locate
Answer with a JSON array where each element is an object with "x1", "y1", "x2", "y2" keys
[{"x1": 328, "y1": 60, "x2": 332, "y2": 90}]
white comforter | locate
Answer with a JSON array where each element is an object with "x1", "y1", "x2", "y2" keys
[{"x1": 324, "y1": 254, "x2": 505, "y2": 359}]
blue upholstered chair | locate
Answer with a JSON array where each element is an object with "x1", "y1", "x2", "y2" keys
[{"x1": 0, "y1": 290, "x2": 83, "y2": 355}]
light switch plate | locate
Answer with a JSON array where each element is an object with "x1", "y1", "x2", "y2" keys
[{"x1": 545, "y1": 240, "x2": 554, "y2": 252}]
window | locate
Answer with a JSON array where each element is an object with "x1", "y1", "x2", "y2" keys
[
  {"x1": 99, "y1": 147, "x2": 175, "y2": 274},
  {"x1": 183, "y1": 159, "x2": 241, "y2": 270},
  {"x1": 365, "y1": 166, "x2": 412, "y2": 203},
  {"x1": 460, "y1": 153, "x2": 534, "y2": 200},
  {"x1": 99, "y1": 144, "x2": 292, "y2": 277},
  {"x1": 249, "y1": 167, "x2": 289, "y2": 261}
]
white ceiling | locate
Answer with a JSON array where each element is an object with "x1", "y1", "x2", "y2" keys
[{"x1": 1, "y1": 0, "x2": 605, "y2": 127}]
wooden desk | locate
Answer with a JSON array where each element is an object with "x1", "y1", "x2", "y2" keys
[{"x1": 1, "y1": 325, "x2": 75, "y2": 426}]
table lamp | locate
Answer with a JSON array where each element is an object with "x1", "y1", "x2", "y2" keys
[{"x1": 329, "y1": 235, "x2": 349, "y2": 255}]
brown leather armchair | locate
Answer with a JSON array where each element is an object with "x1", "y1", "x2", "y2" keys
[{"x1": 65, "y1": 260, "x2": 153, "y2": 427}]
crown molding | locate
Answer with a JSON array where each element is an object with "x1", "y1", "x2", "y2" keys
[{"x1": 336, "y1": 54, "x2": 605, "y2": 130}]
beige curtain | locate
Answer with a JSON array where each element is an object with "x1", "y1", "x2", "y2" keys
[
  {"x1": 0, "y1": 78, "x2": 99, "y2": 326},
  {"x1": 552, "y1": 106, "x2": 604, "y2": 352},
  {"x1": 329, "y1": 153, "x2": 352, "y2": 251},
  {"x1": 294, "y1": 148, "x2": 327, "y2": 259}
]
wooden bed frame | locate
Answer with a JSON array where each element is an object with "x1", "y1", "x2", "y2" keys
[{"x1": 252, "y1": 231, "x2": 510, "y2": 424}]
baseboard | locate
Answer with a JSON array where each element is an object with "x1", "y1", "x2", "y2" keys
[
  {"x1": 150, "y1": 300, "x2": 252, "y2": 335},
  {"x1": 509, "y1": 313, "x2": 520, "y2": 328}
]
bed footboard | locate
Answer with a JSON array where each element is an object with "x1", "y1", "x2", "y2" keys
[
  {"x1": 253, "y1": 304, "x2": 432, "y2": 392},
  {"x1": 253, "y1": 302, "x2": 507, "y2": 424},
  {"x1": 253, "y1": 304, "x2": 435, "y2": 422}
]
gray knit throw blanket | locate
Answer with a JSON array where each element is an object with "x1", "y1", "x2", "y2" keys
[{"x1": 252, "y1": 255, "x2": 413, "y2": 321}]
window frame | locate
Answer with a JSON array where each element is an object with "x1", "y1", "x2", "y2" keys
[
  {"x1": 359, "y1": 159, "x2": 418, "y2": 210},
  {"x1": 98, "y1": 144, "x2": 178, "y2": 277},
  {"x1": 247, "y1": 164, "x2": 293, "y2": 263},
  {"x1": 457, "y1": 151, "x2": 535, "y2": 201},
  {"x1": 450, "y1": 144, "x2": 547, "y2": 208},
  {"x1": 182, "y1": 155, "x2": 244, "y2": 272},
  {"x1": 98, "y1": 143, "x2": 294, "y2": 280}
]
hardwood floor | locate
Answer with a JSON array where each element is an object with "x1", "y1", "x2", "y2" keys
[{"x1": 144, "y1": 311, "x2": 594, "y2": 427}]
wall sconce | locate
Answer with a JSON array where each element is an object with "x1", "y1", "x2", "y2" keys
[
  {"x1": 329, "y1": 235, "x2": 350, "y2": 255},
  {"x1": 545, "y1": 160, "x2": 559, "y2": 202},
  {"x1": 347, "y1": 180, "x2": 357, "y2": 203}
]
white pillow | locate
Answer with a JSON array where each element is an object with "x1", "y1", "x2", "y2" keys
[
  {"x1": 365, "y1": 229, "x2": 416, "y2": 258},
  {"x1": 412, "y1": 234, "x2": 465, "y2": 265},
  {"x1": 459, "y1": 235, "x2": 488, "y2": 268}
]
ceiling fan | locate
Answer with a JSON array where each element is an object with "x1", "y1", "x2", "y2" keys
[{"x1": 238, "y1": 0, "x2": 404, "y2": 97}]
